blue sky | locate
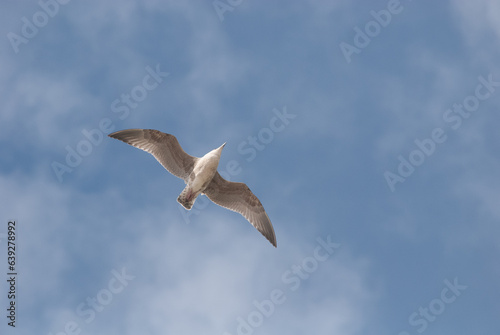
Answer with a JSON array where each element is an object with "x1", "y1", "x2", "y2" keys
[{"x1": 1, "y1": 1, "x2": 499, "y2": 334}]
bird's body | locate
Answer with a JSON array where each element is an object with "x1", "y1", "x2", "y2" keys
[
  {"x1": 108, "y1": 129, "x2": 277, "y2": 247},
  {"x1": 177, "y1": 143, "x2": 225, "y2": 210}
]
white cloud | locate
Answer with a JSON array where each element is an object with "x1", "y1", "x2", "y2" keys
[
  {"x1": 452, "y1": 0, "x2": 500, "y2": 47},
  {"x1": 0, "y1": 160, "x2": 379, "y2": 335},
  {"x1": 451, "y1": 0, "x2": 500, "y2": 72},
  {"x1": 114, "y1": 216, "x2": 378, "y2": 334}
]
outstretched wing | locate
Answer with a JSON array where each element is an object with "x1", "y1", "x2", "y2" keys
[
  {"x1": 204, "y1": 172, "x2": 277, "y2": 247},
  {"x1": 108, "y1": 129, "x2": 197, "y2": 181}
]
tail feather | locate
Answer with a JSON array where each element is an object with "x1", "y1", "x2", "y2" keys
[{"x1": 177, "y1": 186, "x2": 196, "y2": 210}]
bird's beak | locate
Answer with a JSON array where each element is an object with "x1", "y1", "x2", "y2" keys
[{"x1": 220, "y1": 142, "x2": 226, "y2": 149}]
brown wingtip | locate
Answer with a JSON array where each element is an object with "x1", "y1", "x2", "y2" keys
[
  {"x1": 108, "y1": 131, "x2": 120, "y2": 139},
  {"x1": 267, "y1": 235, "x2": 277, "y2": 248}
]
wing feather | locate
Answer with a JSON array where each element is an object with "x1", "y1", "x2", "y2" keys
[
  {"x1": 108, "y1": 129, "x2": 197, "y2": 181},
  {"x1": 204, "y1": 172, "x2": 277, "y2": 247}
]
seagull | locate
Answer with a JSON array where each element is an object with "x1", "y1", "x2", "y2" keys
[{"x1": 108, "y1": 129, "x2": 277, "y2": 247}]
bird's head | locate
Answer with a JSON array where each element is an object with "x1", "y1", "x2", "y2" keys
[
  {"x1": 215, "y1": 142, "x2": 226, "y2": 155},
  {"x1": 208, "y1": 142, "x2": 226, "y2": 158}
]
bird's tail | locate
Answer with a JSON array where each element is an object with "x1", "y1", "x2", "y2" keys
[{"x1": 177, "y1": 186, "x2": 196, "y2": 210}]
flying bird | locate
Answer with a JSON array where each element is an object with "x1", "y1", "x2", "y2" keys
[{"x1": 108, "y1": 129, "x2": 277, "y2": 247}]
